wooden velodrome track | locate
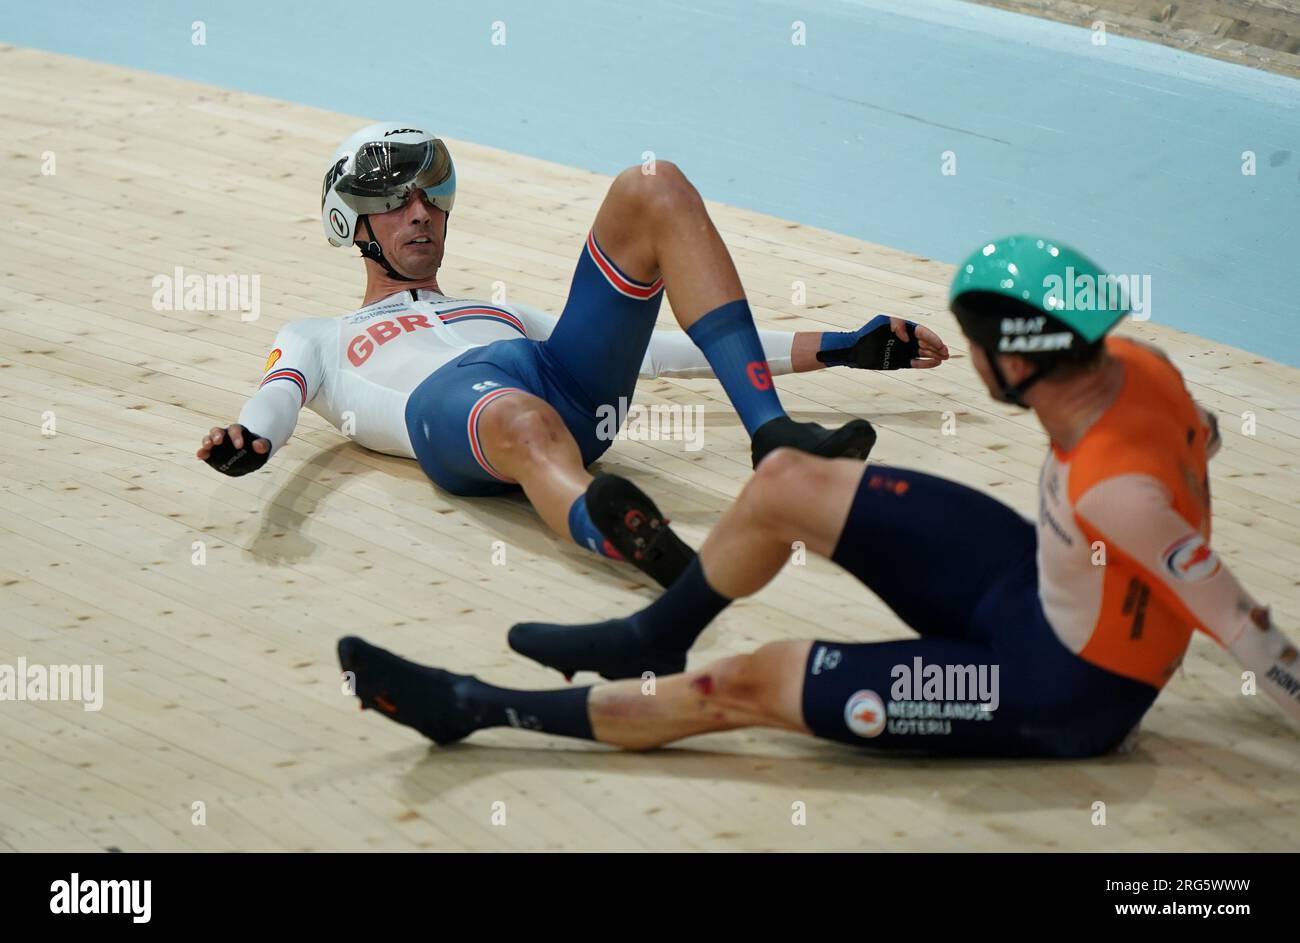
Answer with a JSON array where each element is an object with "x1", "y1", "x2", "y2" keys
[{"x1": 1, "y1": 45, "x2": 1297, "y2": 852}]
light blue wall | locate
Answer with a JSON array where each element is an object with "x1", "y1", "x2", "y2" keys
[{"x1": 6, "y1": 0, "x2": 1298, "y2": 362}]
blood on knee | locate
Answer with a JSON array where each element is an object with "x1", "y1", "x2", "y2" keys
[
  {"x1": 689, "y1": 671, "x2": 736, "y2": 724},
  {"x1": 690, "y1": 674, "x2": 715, "y2": 697},
  {"x1": 700, "y1": 656, "x2": 763, "y2": 704}
]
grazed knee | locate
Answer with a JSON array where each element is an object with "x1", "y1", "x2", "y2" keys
[
  {"x1": 479, "y1": 396, "x2": 571, "y2": 467},
  {"x1": 690, "y1": 654, "x2": 767, "y2": 708}
]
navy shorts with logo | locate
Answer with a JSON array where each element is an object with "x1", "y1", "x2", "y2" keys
[
  {"x1": 802, "y1": 466, "x2": 1160, "y2": 758},
  {"x1": 404, "y1": 231, "x2": 665, "y2": 497}
]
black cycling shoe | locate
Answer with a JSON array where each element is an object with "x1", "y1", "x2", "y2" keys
[
  {"x1": 585, "y1": 474, "x2": 695, "y2": 589},
  {"x1": 508, "y1": 618, "x2": 687, "y2": 682},
  {"x1": 337, "y1": 636, "x2": 480, "y2": 746},
  {"x1": 750, "y1": 415, "x2": 877, "y2": 468}
]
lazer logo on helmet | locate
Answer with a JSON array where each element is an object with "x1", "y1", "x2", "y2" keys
[
  {"x1": 998, "y1": 333, "x2": 1073, "y2": 353},
  {"x1": 384, "y1": 128, "x2": 424, "y2": 136},
  {"x1": 322, "y1": 157, "x2": 347, "y2": 207}
]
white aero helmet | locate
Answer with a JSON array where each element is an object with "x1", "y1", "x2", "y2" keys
[{"x1": 320, "y1": 121, "x2": 457, "y2": 279}]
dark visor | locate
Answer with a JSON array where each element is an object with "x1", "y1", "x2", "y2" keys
[{"x1": 334, "y1": 139, "x2": 455, "y2": 215}]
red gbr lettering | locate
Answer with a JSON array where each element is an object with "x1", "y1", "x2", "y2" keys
[
  {"x1": 347, "y1": 314, "x2": 433, "y2": 366},
  {"x1": 369, "y1": 320, "x2": 402, "y2": 344},
  {"x1": 746, "y1": 361, "x2": 772, "y2": 390}
]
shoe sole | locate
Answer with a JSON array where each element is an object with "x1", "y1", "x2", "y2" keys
[{"x1": 585, "y1": 474, "x2": 696, "y2": 588}]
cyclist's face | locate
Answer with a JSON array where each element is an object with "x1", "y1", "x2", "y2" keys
[{"x1": 363, "y1": 189, "x2": 446, "y2": 277}]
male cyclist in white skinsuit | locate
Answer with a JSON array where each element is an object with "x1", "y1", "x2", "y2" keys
[{"x1": 196, "y1": 122, "x2": 950, "y2": 586}]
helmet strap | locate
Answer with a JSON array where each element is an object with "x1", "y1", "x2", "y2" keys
[
  {"x1": 356, "y1": 216, "x2": 419, "y2": 283},
  {"x1": 986, "y1": 349, "x2": 1051, "y2": 408}
]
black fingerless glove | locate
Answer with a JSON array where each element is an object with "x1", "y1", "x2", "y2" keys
[
  {"x1": 205, "y1": 429, "x2": 271, "y2": 477},
  {"x1": 816, "y1": 314, "x2": 920, "y2": 370}
]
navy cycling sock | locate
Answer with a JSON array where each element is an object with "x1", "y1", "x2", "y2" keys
[
  {"x1": 508, "y1": 556, "x2": 731, "y2": 680},
  {"x1": 461, "y1": 679, "x2": 595, "y2": 740},
  {"x1": 630, "y1": 555, "x2": 732, "y2": 651}
]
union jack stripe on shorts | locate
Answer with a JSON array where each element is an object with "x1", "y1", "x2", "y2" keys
[
  {"x1": 585, "y1": 230, "x2": 664, "y2": 300},
  {"x1": 467, "y1": 387, "x2": 526, "y2": 481}
]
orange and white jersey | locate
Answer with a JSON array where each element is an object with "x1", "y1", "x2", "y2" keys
[
  {"x1": 1038, "y1": 339, "x2": 1300, "y2": 722},
  {"x1": 237, "y1": 288, "x2": 796, "y2": 460}
]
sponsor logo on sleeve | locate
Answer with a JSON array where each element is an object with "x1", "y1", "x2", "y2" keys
[
  {"x1": 1162, "y1": 533, "x2": 1221, "y2": 582},
  {"x1": 844, "y1": 689, "x2": 886, "y2": 738},
  {"x1": 810, "y1": 646, "x2": 841, "y2": 675},
  {"x1": 263, "y1": 348, "x2": 282, "y2": 375}
]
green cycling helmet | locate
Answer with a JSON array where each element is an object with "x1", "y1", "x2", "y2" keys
[{"x1": 949, "y1": 235, "x2": 1127, "y2": 404}]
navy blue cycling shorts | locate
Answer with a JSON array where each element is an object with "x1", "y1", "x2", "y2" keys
[
  {"x1": 803, "y1": 466, "x2": 1159, "y2": 758},
  {"x1": 404, "y1": 231, "x2": 664, "y2": 496}
]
